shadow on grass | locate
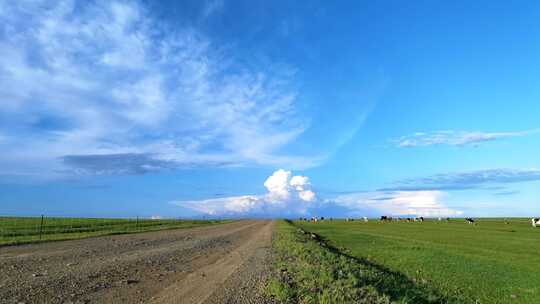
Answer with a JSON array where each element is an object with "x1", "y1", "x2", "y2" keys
[{"x1": 289, "y1": 221, "x2": 463, "y2": 304}]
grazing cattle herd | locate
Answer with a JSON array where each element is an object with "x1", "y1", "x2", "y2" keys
[{"x1": 298, "y1": 216, "x2": 540, "y2": 228}]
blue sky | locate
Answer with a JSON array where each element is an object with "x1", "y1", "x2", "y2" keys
[{"x1": 1, "y1": 0, "x2": 539, "y2": 218}]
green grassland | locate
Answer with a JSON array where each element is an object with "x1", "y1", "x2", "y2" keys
[
  {"x1": 267, "y1": 220, "x2": 459, "y2": 304},
  {"x1": 0, "y1": 216, "x2": 230, "y2": 246},
  {"x1": 291, "y1": 218, "x2": 540, "y2": 304}
]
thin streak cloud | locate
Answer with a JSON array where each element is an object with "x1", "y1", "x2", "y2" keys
[
  {"x1": 391, "y1": 129, "x2": 539, "y2": 148},
  {"x1": 379, "y1": 168, "x2": 540, "y2": 192}
]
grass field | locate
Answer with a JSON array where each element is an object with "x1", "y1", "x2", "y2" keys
[
  {"x1": 290, "y1": 218, "x2": 540, "y2": 304},
  {"x1": 267, "y1": 220, "x2": 455, "y2": 304},
  {"x1": 0, "y1": 216, "x2": 230, "y2": 246}
]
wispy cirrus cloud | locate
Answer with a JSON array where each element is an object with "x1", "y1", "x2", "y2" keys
[
  {"x1": 392, "y1": 129, "x2": 539, "y2": 148},
  {"x1": 379, "y1": 168, "x2": 540, "y2": 192},
  {"x1": 0, "y1": 0, "x2": 316, "y2": 178},
  {"x1": 492, "y1": 190, "x2": 520, "y2": 196}
]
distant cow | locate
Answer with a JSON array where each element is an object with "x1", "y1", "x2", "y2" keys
[
  {"x1": 466, "y1": 218, "x2": 476, "y2": 225},
  {"x1": 363, "y1": 216, "x2": 368, "y2": 222},
  {"x1": 380, "y1": 216, "x2": 390, "y2": 221},
  {"x1": 532, "y1": 218, "x2": 540, "y2": 227}
]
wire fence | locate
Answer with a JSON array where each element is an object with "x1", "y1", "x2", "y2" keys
[{"x1": 0, "y1": 216, "x2": 222, "y2": 245}]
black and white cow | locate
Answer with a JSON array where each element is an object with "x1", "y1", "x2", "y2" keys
[
  {"x1": 532, "y1": 218, "x2": 539, "y2": 228},
  {"x1": 465, "y1": 218, "x2": 475, "y2": 225}
]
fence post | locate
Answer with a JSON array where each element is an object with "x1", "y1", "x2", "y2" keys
[{"x1": 39, "y1": 215, "x2": 44, "y2": 240}]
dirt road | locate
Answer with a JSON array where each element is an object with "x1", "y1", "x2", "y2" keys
[{"x1": 0, "y1": 220, "x2": 274, "y2": 304}]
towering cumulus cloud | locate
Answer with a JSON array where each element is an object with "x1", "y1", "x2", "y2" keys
[
  {"x1": 173, "y1": 169, "x2": 316, "y2": 217},
  {"x1": 264, "y1": 170, "x2": 316, "y2": 203}
]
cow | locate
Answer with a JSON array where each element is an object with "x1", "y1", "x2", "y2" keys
[
  {"x1": 380, "y1": 216, "x2": 388, "y2": 221},
  {"x1": 466, "y1": 218, "x2": 476, "y2": 225},
  {"x1": 363, "y1": 216, "x2": 368, "y2": 222},
  {"x1": 532, "y1": 218, "x2": 539, "y2": 227}
]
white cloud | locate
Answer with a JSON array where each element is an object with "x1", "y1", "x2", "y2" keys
[
  {"x1": 298, "y1": 190, "x2": 316, "y2": 202},
  {"x1": 392, "y1": 129, "x2": 539, "y2": 148},
  {"x1": 263, "y1": 169, "x2": 292, "y2": 201},
  {"x1": 172, "y1": 169, "x2": 316, "y2": 216},
  {"x1": 173, "y1": 169, "x2": 463, "y2": 218},
  {"x1": 290, "y1": 175, "x2": 309, "y2": 190},
  {"x1": 0, "y1": 0, "x2": 315, "y2": 178},
  {"x1": 331, "y1": 191, "x2": 463, "y2": 217},
  {"x1": 264, "y1": 169, "x2": 316, "y2": 203},
  {"x1": 180, "y1": 195, "x2": 262, "y2": 216}
]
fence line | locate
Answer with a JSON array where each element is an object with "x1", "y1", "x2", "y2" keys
[{"x1": 0, "y1": 215, "x2": 216, "y2": 245}]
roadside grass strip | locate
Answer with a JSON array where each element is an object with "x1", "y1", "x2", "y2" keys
[
  {"x1": 266, "y1": 220, "x2": 462, "y2": 304},
  {"x1": 0, "y1": 216, "x2": 231, "y2": 246}
]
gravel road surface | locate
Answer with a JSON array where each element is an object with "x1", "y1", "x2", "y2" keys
[{"x1": 0, "y1": 220, "x2": 274, "y2": 304}]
